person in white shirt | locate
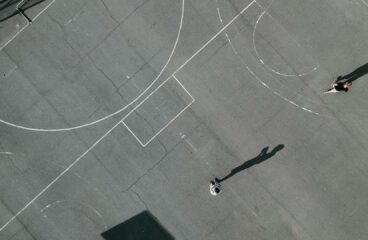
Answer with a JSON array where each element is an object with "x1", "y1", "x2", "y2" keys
[{"x1": 210, "y1": 179, "x2": 223, "y2": 196}]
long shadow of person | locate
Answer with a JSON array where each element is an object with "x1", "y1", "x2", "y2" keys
[
  {"x1": 217, "y1": 144, "x2": 284, "y2": 183},
  {"x1": 337, "y1": 62, "x2": 368, "y2": 83}
]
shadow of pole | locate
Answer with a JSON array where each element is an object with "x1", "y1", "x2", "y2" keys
[
  {"x1": 217, "y1": 144, "x2": 285, "y2": 183},
  {"x1": 0, "y1": 0, "x2": 47, "y2": 23}
]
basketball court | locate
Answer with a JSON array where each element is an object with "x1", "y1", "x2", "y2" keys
[{"x1": 0, "y1": 0, "x2": 368, "y2": 239}]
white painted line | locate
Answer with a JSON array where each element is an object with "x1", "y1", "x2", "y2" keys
[
  {"x1": 32, "y1": 0, "x2": 56, "y2": 21},
  {"x1": 0, "y1": 115, "x2": 125, "y2": 232},
  {"x1": 0, "y1": 1, "x2": 186, "y2": 231},
  {"x1": 249, "y1": 1, "x2": 327, "y2": 108},
  {"x1": 122, "y1": 76, "x2": 195, "y2": 147},
  {"x1": 40, "y1": 200, "x2": 62, "y2": 213},
  {"x1": 215, "y1": 0, "x2": 321, "y2": 117},
  {"x1": 122, "y1": 0, "x2": 256, "y2": 127},
  {"x1": 40, "y1": 200, "x2": 108, "y2": 230},
  {"x1": 124, "y1": 77, "x2": 177, "y2": 120},
  {"x1": 0, "y1": 0, "x2": 56, "y2": 52},
  {"x1": 173, "y1": 75, "x2": 195, "y2": 102},
  {"x1": 142, "y1": 98, "x2": 195, "y2": 147},
  {"x1": 252, "y1": 0, "x2": 318, "y2": 77},
  {"x1": 361, "y1": 0, "x2": 368, "y2": 8},
  {"x1": 0, "y1": 0, "x2": 329, "y2": 232},
  {"x1": 0, "y1": 0, "x2": 256, "y2": 132},
  {"x1": 121, "y1": 121, "x2": 146, "y2": 147},
  {"x1": 0, "y1": 22, "x2": 29, "y2": 52},
  {"x1": 179, "y1": 132, "x2": 197, "y2": 151},
  {"x1": 0, "y1": 0, "x2": 185, "y2": 132},
  {"x1": 16, "y1": 0, "x2": 26, "y2": 8},
  {"x1": 0, "y1": 152, "x2": 13, "y2": 155},
  {"x1": 170, "y1": 0, "x2": 256, "y2": 77}
]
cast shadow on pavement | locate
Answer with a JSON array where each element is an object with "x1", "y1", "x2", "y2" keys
[
  {"x1": 338, "y1": 62, "x2": 368, "y2": 83},
  {"x1": 217, "y1": 144, "x2": 285, "y2": 183}
]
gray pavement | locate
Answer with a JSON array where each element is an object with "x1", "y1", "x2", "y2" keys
[{"x1": 0, "y1": 0, "x2": 368, "y2": 239}]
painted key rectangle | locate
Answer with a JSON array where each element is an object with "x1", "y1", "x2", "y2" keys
[{"x1": 122, "y1": 76, "x2": 195, "y2": 147}]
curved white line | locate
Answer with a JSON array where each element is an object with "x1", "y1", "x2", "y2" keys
[
  {"x1": 215, "y1": 0, "x2": 321, "y2": 116},
  {"x1": 40, "y1": 200, "x2": 108, "y2": 230},
  {"x1": 252, "y1": 1, "x2": 332, "y2": 108},
  {"x1": 0, "y1": 0, "x2": 261, "y2": 232},
  {"x1": 252, "y1": 1, "x2": 318, "y2": 77},
  {"x1": 0, "y1": 0, "x2": 185, "y2": 132},
  {"x1": 254, "y1": 1, "x2": 368, "y2": 112},
  {"x1": 250, "y1": 1, "x2": 363, "y2": 110},
  {"x1": 0, "y1": 0, "x2": 185, "y2": 232},
  {"x1": 0, "y1": 114, "x2": 125, "y2": 232}
]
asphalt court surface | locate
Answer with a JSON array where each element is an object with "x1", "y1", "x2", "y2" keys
[
  {"x1": 0, "y1": 0, "x2": 55, "y2": 51},
  {"x1": 123, "y1": 76, "x2": 195, "y2": 146},
  {"x1": 0, "y1": 0, "x2": 368, "y2": 239}
]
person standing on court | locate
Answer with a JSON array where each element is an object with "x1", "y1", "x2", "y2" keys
[
  {"x1": 324, "y1": 79, "x2": 352, "y2": 93},
  {"x1": 210, "y1": 178, "x2": 223, "y2": 196}
]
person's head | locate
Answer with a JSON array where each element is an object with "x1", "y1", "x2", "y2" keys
[
  {"x1": 215, "y1": 188, "x2": 220, "y2": 194},
  {"x1": 344, "y1": 82, "x2": 352, "y2": 88}
]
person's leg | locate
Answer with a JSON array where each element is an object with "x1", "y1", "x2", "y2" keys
[
  {"x1": 324, "y1": 88, "x2": 338, "y2": 93},
  {"x1": 324, "y1": 88, "x2": 332, "y2": 93}
]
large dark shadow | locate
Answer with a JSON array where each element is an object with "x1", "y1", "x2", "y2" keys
[
  {"x1": 101, "y1": 211, "x2": 174, "y2": 240},
  {"x1": 338, "y1": 62, "x2": 368, "y2": 83},
  {"x1": 0, "y1": 0, "x2": 47, "y2": 23},
  {"x1": 0, "y1": 0, "x2": 20, "y2": 22},
  {"x1": 217, "y1": 144, "x2": 284, "y2": 183}
]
